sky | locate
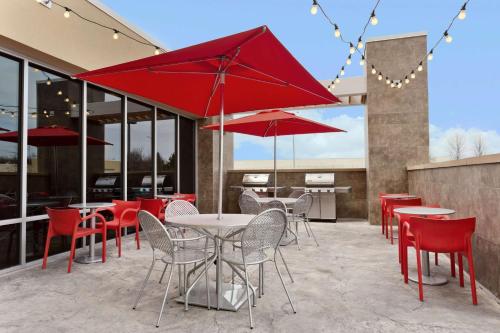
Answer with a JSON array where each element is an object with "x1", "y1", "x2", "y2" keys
[{"x1": 97, "y1": 0, "x2": 500, "y2": 160}]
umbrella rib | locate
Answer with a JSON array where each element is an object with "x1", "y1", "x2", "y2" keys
[
  {"x1": 225, "y1": 73, "x2": 289, "y2": 87},
  {"x1": 149, "y1": 69, "x2": 218, "y2": 76},
  {"x1": 263, "y1": 120, "x2": 278, "y2": 137},
  {"x1": 203, "y1": 61, "x2": 224, "y2": 118}
]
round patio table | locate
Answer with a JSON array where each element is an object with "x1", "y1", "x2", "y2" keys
[
  {"x1": 69, "y1": 202, "x2": 115, "y2": 264},
  {"x1": 165, "y1": 214, "x2": 255, "y2": 311},
  {"x1": 394, "y1": 206, "x2": 455, "y2": 286},
  {"x1": 256, "y1": 197, "x2": 298, "y2": 206},
  {"x1": 156, "y1": 194, "x2": 184, "y2": 201}
]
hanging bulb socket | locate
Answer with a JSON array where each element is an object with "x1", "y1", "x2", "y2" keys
[
  {"x1": 405, "y1": 76, "x2": 410, "y2": 84},
  {"x1": 154, "y1": 47, "x2": 161, "y2": 55},
  {"x1": 371, "y1": 65, "x2": 376, "y2": 75},
  {"x1": 370, "y1": 10, "x2": 378, "y2": 25},
  {"x1": 359, "y1": 55, "x2": 365, "y2": 66},
  {"x1": 458, "y1": 3, "x2": 467, "y2": 20},
  {"x1": 377, "y1": 72, "x2": 383, "y2": 81},
  {"x1": 410, "y1": 70, "x2": 416, "y2": 79},
  {"x1": 385, "y1": 77, "x2": 390, "y2": 84},
  {"x1": 346, "y1": 55, "x2": 352, "y2": 65},
  {"x1": 335, "y1": 75, "x2": 340, "y2": 84},
  {"x1": 340, "y1": 66, "x2": 345, "y2": 76},
  {"x1": 357, "y1": 37, "x2": 364, "y2": 50},
  {"x1": 46, "y1": 78, "x2": 52, "y2": 86},
  {"x1": 310, "y1": 0, "x2": 318, "y2": 15},
  {"x1": 113, "y1": 29, "x2": 119, "y2": 40},
  {"x1": 349, "y1": 43, "x2": 355, "y2": 54},
  {"x1": 334, "y1": 24, "x2": 341, "y2": 38},
  {"x1": 417, "y1": 61, "x2": 423, "y2": 72},
  {"x1": 427, "y1": 50, "x2": 434, "y2": 61},
  {"x1": 64, "y1": 7, "x2": 71, "y2": 18},
  {"x1": 444, "y1": 30, "x2": 452, "y2": 43}
]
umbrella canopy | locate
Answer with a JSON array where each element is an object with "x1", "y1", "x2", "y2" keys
[
  {"x1": 203, "y1": 110, "x2": 345, "y2": 197},
  {"x1": 75, "y1": 25, "x2": 340, "y2": 218},
  {"x1": 0, "y1": 127, "x2": 9, "y2": 132},
  {"x1": 75, "y1": 25, "x2": 339, "y2": 117},
  {"x1": 202, "y1": 109, "x2": 345, "y2": 136},
  {"x1": 0, "y1": 125, "x2": 112, "y2": 146}
]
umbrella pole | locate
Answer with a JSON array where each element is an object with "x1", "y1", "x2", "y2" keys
[
  {"x1": 217, "y1": 73, "x2": 225, "y2": 220},
  {"x1": 274, "y1": 133, "x2": 277, "y2": 199}
]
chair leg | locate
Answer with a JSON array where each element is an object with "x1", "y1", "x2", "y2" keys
[
  {"x1": 416, "y1": 247, "x2": 424, "y2": 302},
  {"x1": 68, "y1": 236, "x2": 77, "y2": 273},
  {"x1": 42, "y1": 232, "x2": 52, "y2": 270},
  {"x1": 434, "y1": 252, "x2": 438, "y2": 266},
  {"x1": 450, "y1": 253, "x2": 456, "y2": 277},
  {"x1": 389, "y1": 216, "x2": 394, "y2": 245},
  {"x1": 159, "y1": 263, "x2": 169, "y2": 284},
  {"x1": 466, "y1": 249, "x2": 478, "y2": 305},
  {"x1": 458, "y1": 253, "x2": 464, "y2": 287},
  {"x1": 135, "y1": 224, "x2": 141, "y2": 250},
  {"x1": 381, "y1": 210, "x2": 385, "y2": 235},
  {"x1": 258, "y1": 264, "x2": 262, "y2": 298},
  {"x1": 156, "y1": 264, "x2": 174, "y2": 328},
  {"x1": 102, "y1": 230, "x2": 106, "y2": 263},
  {"x1": 305, "y1": 219, "x2": 319, "y2": 247},
  {"x1": 118, "y1": 229, "x2": 122, "y2": 258},
  {"x1": 278, "y1": 248, "x2": 294, "y2": 283},
  {"x1": 243, "y1": 264, "x2": 254, "y2": 329},
  {"x1": 133, "y1": 258, "x2": 156, "y2": 310},
  {"x1": 403, "y1": 244, "x2": 409, "y2": 283},
  {"x1": 274, "y1": 259, "x2": 296, "y2": 314}
]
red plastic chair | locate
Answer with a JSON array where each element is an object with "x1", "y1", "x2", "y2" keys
[
  {"x1": 140, "y1": 198, "x2": 166, "y2": 221},
  {"x1": 98, "y1": 200, "x2": 141, "y2": 257},
  {"x1": 384, "y1": 198, "x2": 422, "y2": 244},
  {"x1": 394, "y1": 204, "x2": 454, "y2": 276},
  {"x1": 42, "y1": 207, "x2": 107, "y2": 273},
  {"x1": 402, "y1": 217, "x2": 477, "y2": 304},
  {"x1": 378, "y1": 193, "x2": 408, "y2": 237}
]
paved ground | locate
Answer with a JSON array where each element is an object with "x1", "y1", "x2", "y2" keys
[{"x1": 1, "y1": 221, "x2": 499, "y2": 332}]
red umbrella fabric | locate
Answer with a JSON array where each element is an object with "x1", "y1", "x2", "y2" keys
[
  {"x1": 75, "y1": 25, "x2": 339, "y2": 117},
  {"x1": 0, "y1": 127, "x2": 9, "y2": 132},
  {"x1": 0, "y1": 125, "x2": 112, "y2": 146},
  {"x1": 202, "y1": 109, "x2": 345, "y2": 136}
]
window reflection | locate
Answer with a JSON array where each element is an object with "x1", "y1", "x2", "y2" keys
[
  {"x1": 157, "y1": 109, "x2": 176, "y2": 195},
  {"x1": 127, "y1": 99, "x2": 152, "y2": 199},
  {"x1": 179, "y1": 116, "x2": 196, "y2": 193},
  {"x1": 87, "y1": 86, "x2": 122, "y2": 202}
]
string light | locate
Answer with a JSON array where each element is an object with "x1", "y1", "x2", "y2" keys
[
  {"x1": 359, "y1": 55, "x2": 365, "y2": 66},
  {"x1": 410, "y1": 70, "x2": 416, "y2": 79},
  {"x1": 371, "y1": 65, "x2": 376, "y2": 75},
  {"x1": 458, "y1": 4, "x2": 467, "y2": 20},
  {"x1": 64, "y1": 97, "x2": 70, "y2": 103},
  {"x1": 63, "y1": 7, "x2": 71, "y2": 18},
  {"x1": 444, "y1": 30, "x2": 452, "y2": 43},
  {"x1": 113, "y1": 29, "x2": 120, "y2": 40},
  {"x1": 346, "y1": 55, "x2": 352, "y2": 65},
  {"x1": 335, "y1": 75, "x2": 340, "y2": 84},
  {"x1": 340, "y1": 66, "x2": 345, "y2": 76},
  {"x1": 154, "y1": 47, "x2": 161, "y2": 55},
  {"x1": 390, "y1": 81, "x2": 395, "y2": 88},
  {"x1": 349, "y1": 43, "x2": 355, "y2": 54},
  {"x1": 427, "y1": 49, "x2": 434, "y2": 61},
  {"x1": 370, "y1": 10, "x2": 378, "y2": 25},
  {"x1": 57, "y1": 90, "x2": 62, "y2": 96},
  {"x1": 405, "y1": 76, "x2": 410, "y2": 84},
  {"x1": 377, "y1": 72, "x2": 383, "y2": 81},
  {"x1": 385, "y1": 77, "x2": 390, "y2": 84},
  {"x1": 357, "y1": 37, "x2": 364, "y2": 50},
  {"x1": 46, "y1": 78, "x2": 52, "y2": 86},
  {"x1": 334, "y1": 24, "x2": 341, "y2": 38},
  {"x1": 417, "y1": 61, "x2": 423, "y2": 72},
  {"x1": 310, "y1": 0, "x2": 318, "y2": 15}
]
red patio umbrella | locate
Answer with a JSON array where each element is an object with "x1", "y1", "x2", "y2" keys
[
  {"x1": 0, "y1": 125, "x2": 112, "y2": 146},
  {"x1": 76, "y1": 25, "x2": 340, "y2": 218},
  {"x1": 203, "y1": 109, "x2": 345, "y2": 197},
  {"x1": 0, "y1": 127, "x2": 9, "y2": 132}
]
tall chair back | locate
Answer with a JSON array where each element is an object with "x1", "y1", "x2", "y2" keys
[
  {"x1": 385, "y1": 198, "x2": 422, "y2": 217},
  {"x1": 242, "y1": 189, "x2": 259, "y2": 199},
  {"x1": 288, "y1": 190, "x2": 305, "y2": 198},
  {"x1": 263, "y1": 199, "x2": 287, "y2": 212},
  {"x1": 239, "y1": 193, "x2": 262, "y2": 215},
  {"x1": 140, "y1": 199, "x2": 165, "y2": 218},
  {"x1": 241, "y1": 209, "x2": 287, "y2": 257},
  {"x1": 46, "y1": 207, "x2": 81, "y2": 235},
  {"x1": 112, "y1": 199, "x2": 141, "y2": 218},
  {"x1": 293, "y1": 193, "x2": 313, "y2": 216},
  {"x1": 165, "y1": 200, "x2": 199, "y2": 218},
  {"x1": 138, "y1": 210, "x2": 174, "y2": 258}
]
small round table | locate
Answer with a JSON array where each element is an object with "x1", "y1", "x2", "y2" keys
[
  {"x1": 394, "y1": 206, "x2": 455, "y2": 286},
  {"x1": 256, "y1": 197, "x2": 298, "y2": 206},
  {"x1": 165, "y1": 214, "x2": 255, "y2": 312},
  {"x1": 69, "y1": 202, "x2": 115, "y2": 264}
]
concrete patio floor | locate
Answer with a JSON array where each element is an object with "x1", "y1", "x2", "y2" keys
[{"x1": 1, "y1": 221, "x2": 499, "y2": 332}]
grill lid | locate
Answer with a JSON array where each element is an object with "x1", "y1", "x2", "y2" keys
[
  {"x1": 305, "y1": 173, "x2": 335, "y2": 187},
  {"x1": 242, "y1": 173, "x2": 270, "y2": 186},
  {"x1": 95, "y1": 176, "x2": 117, "y2": 187}
]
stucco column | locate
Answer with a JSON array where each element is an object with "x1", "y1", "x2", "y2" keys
[
  {"x1": 196, "y1": 117, "x2": 234, "y2": 213},
  {"x1": 365, "y1": 33, "x2": 429, "y2": 225}
]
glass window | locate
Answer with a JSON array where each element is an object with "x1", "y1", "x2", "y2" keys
[
  {"x1": 179, "y1": 116, "x2": 196, "y2": 194},
  {"x1": 26, "y1": 65, "x2": 81, "y2": 262},
  {"x1": 157, "y1": 109, "x2": 176, "y2": 195},
  {"x1": 0, "y1": 53, "x2": 21, "y2": 268},
  {"x1": 127, "y1": 99, "x2": 153, "y2": 199},
  {"x1": 87, "y1": 85, "x2": 123, "y2": 202}
]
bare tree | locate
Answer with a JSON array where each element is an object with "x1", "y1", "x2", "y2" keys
[
  {"x1": 447, "y1": 132, "x2": 466, "y2": 160},
  {"x1": 472, "y1": 134, "x2": 486, "y2": 157}
]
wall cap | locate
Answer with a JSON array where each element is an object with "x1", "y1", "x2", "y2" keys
[
  {"x1": 228, "y1": 168, "x2": 366, "y2": 173},
  {"x1": 407, "y1": 154, "x2": 500, "y2": 171},
  {"x1": 366, "y1": 31, "x2": 427, "y2": 43}
]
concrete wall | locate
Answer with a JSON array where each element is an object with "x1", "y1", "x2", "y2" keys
[
  {"x1": 365, "y1": 33, "x2": 430, "y2": 225},
  {"x1": 408, "y1": 154, "x2": 500, "y2": 298},
  {"x1": 225, "y1": 169, "x2": 367, "y2": 219}
]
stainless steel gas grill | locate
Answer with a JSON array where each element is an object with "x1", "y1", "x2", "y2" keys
[
  {"x1": 292, "y1": 173, "x2": 351, "y2": 221},
  {"x1": 89, "y1": 175, "x2": 121, "y2": 200},
  {"x1": 230, "y1": 173, "x2": 285, "y2": 196},
  {"x1": 131, "y1": 175, "x2": 174, "y2": 196}
]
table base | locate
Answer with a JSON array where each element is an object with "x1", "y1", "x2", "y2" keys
[
  {"x1": 175, "y1": 281, "x2": 251, "y2": 312},
  {"x1": 75, "y1": 249, "x2": 102, "y2": 264},
  {"x1": 408, "y1": 271, "x2": 448, "y2": 286}
]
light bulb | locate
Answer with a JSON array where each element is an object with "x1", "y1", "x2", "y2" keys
[
  {"x1": 357, "y1": 37, "x2": 364, "y2": 50},
  {"x1": 340, "y1": 66, "x2": 345, "y2": 76},
  {"x1": 335, "y1": 75, "x2": 340, "y2": 84},
  {"x1": 31, "y1": 113, "x2": 36, "y2": 119},
  {"x1": 359, "y1": 56, "x2": 365, "y2": 66},
  {"x1": 458, "y1": 4, "x2": 466, "y2": 20},
  {"x1": 390, "y1": 81, "x2": 395, "y2": 88},
  {"x1": 405, "y1": 76, "x2": 410, "y2": 84},
  {"x1": 386, "y1": 77, "x2": 390, "y2": 84},
  {"x1": 57, "y1": 90, "x2": 62, "y2": 96},
  {"x1": 417, "y1": 62, "x2": 423, "y2": 72},
  {"x1": 71, "y1": 103, "x2": 76, "y2": 108},
  {"x1": 46, "y1": 79, "x2": 52, "y2": 85},
  {"x1": 410, "y1": 70, "x2": 416, "y2": 79},
  {"x1": 427, "y1": 50, "x2": 433, "y2": 61},
  {"x1": 310, "y1": 1, "x2": 318, "y2": 15},
  {"x1": 43, "y1": 109, "x2": 47, "y2": 114},
  {"x1": 113, "y1": 30, "x2": 119, "y2": 40},
  {"x1": 65, "y1": 97, "x2": 70, "y2": 103},
  {"x1": 154, "y1": 47, "x2": 161, "y2": 55},
  {"x1": 370, "y1": 11, "x2": 378, "y2": 25},
  {"x1": 349, "y1": 43, "x2": 355, "y2": 54},
  {"x1": 444, "y1": 30, "x2": 452, "y2": 43},
  {"x1": 377, "y1": 72, "x2": 383, "y2": 81},
  {"x1": 65, "y1": 111, "x2": 70, "y2": 115},
  {"x1": 397, "y1": 82, "x2": 402, "y2": 88},
  {"x1": 371, "y1": 65, "x2": 376, "y2": 75},
  {"x1": 334, "y1": 24, "x2": 341, "y2": 38},
  {"x1": 346, "y1": 55, "x2": 352, "y2": 65},
  {"x1": 64, "y1": 8, "x2": 71, "y2": 18}
]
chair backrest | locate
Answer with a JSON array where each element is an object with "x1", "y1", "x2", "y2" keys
[
  {"x1": 293, "y1": 193, "x2": 313, "y2": 216},
  {"x1": 288, "y1": 189, "x2": 305, "y2": 198},
  {"x1": 140, "y1": 199, "x2": 165, "y2": 218},
  {"x1": 263, "y1": 199, "x2": 287, "y2": 212},
  {"x1": 46, "y1": 207, "x2": 81, "y2": 235},
  {"x1": 165, "y1": 199, "x2": 199, "y2": 218},
  {"x1": 137, "y1": 210, "x2": 175, "y2": 257},
  {"x1": 408, "y1": 217, "x2": 475, "y2": 252},
  {"x1": 242, "y1": 189, "x2": 259, "y2": 199},
  {"x1": 112, "y1": 199, "x2": 140, "y2": 219},
  {"x1": 174, "y1": 193, "x2": 197, "y2": 203},
  {"x1": 241, "y1": 208, "x2": 287, "y2": 257},
  {"x1": 239, "y1": 193, "x2": 262, "y2": 215},
  {"x1": 385, "y1": 198, "x2": 422, "y2": 216}
]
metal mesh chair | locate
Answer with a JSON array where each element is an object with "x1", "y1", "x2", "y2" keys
[
  {"x1": 243, "y1": 189, "x2": 260, "y2": 199},
  {"x1": 288, "y1": 189, "x2": 305, "y2": 198},
  {"x1": 290, "y1": 193, "x2": 318, "y2": 248},
  {"x1": 239, "y1": 193, "x2": 262, "y2": 215},
  {"x1": 133, "y1": 211, "x2": 212, "y2": 327},
  {"x1": 220, "y1": 209, "x2": 296, "y2": 329}
]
